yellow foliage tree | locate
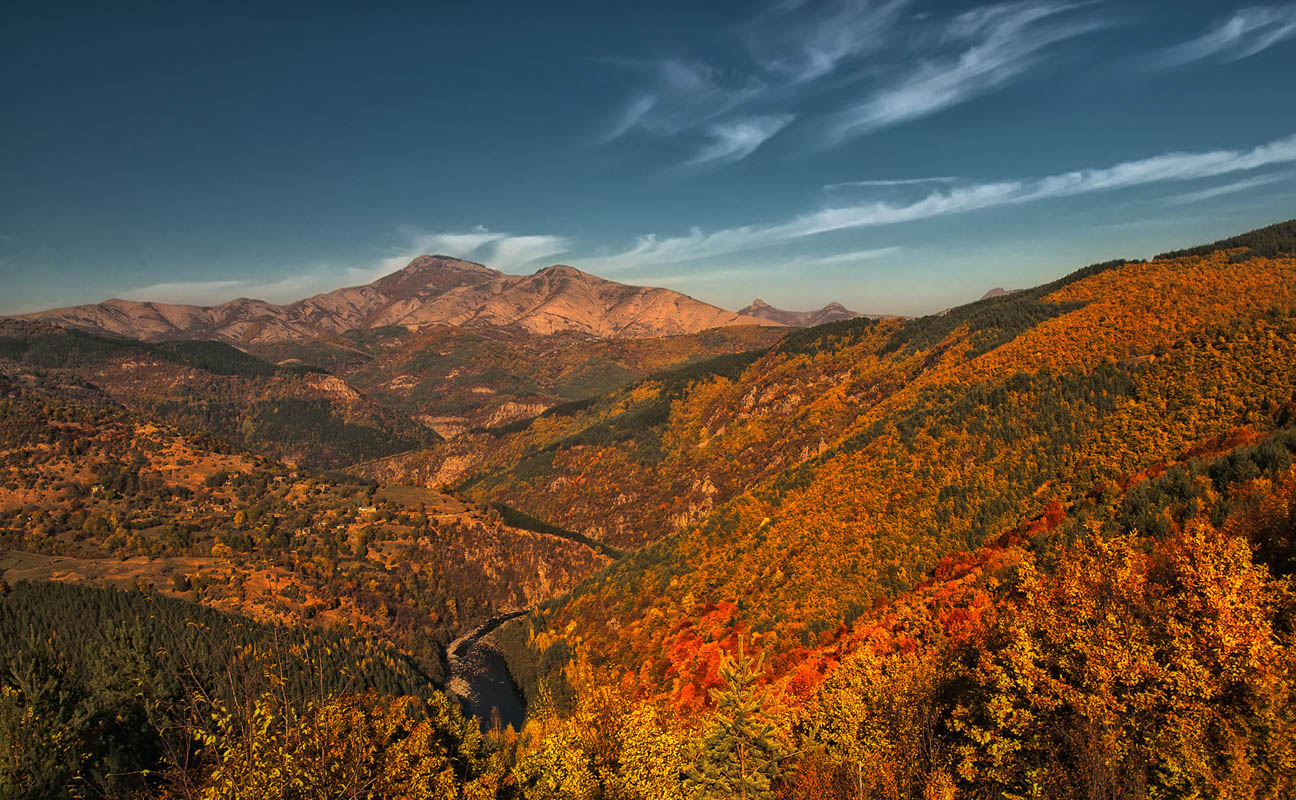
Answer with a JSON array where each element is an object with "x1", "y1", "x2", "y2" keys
[{"x1": 198, "y1": 691, "x2": 490, "y2": 800}]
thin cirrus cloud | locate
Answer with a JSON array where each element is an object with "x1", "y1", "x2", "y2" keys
[
  {"x1": 374, "y1": 228, "x2": 571, "y2": 276},
  {"x1": 602, "y1": 94, "x2": 658, "y2": 142},
  {"x1": 824, "y1": 176, "x2": 961, "y2": 190},
  {"x1": 107, "y1": 229, "x2": 572, "y2": 309},
  {"x1": 116, "y1": 271, "x2": 356, "y2": 307},
  {"x1": 1165, "y1": 171, "x2": 1294, "y2": 205},
  {"x1": 657, "y1": 246, "x2": 905, "y2": 283},
  {"x1": 826, "y1": 2, "x2": 1110, "y2": 142},
  {"x1": 632, "y1": 246, "x2": 904, "y2": 286},
  {"x1": 117, "y1": 279, "x2": 243, "y2": 305},
  {"x1": 488, "y1": 234, "x2": 575, "y2": 269},
  {"x1": 691, "y1": 115, "x2": 796, "y2": 165},
  {"x1": 599, "y1": 0, "x2": 910, "y2": 163},
  {"x1": 1151, "y1": 4, "x2": 1296, "y2": 68},
  {"x1": 793, "y1": 246, "x2": 903, "y2": 265},
  {"x1": 601, "y1": 1, "x2": 1109, "y2": 165},
  {"x1": 743, "y1": 0, "x2": 911, "y2": 84},
  {"x1": 585, "y1": 131, "x2": 1296, "y2": 271},
  {"x1": 600, "y1": 59, "x2": 766, "y2": 141}
]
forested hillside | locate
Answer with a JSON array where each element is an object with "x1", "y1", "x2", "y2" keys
[
  {"x1": 502, "y1": 236, "x2": 1296, "y2": 686},
  {"x1": 0, "y1": 369, "x2": 608, "y2": 677},
  {"x1": 423, "y1": 223, "x2": 1296, "y2": 555},
  {"x1": 489, "y1": 423, "x2": 1296, "y2": 799},
  {"x1": 469, "y1": 224, "x2": 1296, "y2": 797},
  {"x1": 252, "y1": 324, "x2": 785, "y2": 438},
  {"x1": 0, "y1": 321, "x2": 435, "y2": 469}
]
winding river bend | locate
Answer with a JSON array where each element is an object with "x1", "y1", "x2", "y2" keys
[{"x1": 446, "y1": 610, "x2": 529, "y2": 730}]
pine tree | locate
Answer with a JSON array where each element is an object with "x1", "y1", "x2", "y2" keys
[{"x1": 685, "y1": 639, "x2": 791, "y2": 800}]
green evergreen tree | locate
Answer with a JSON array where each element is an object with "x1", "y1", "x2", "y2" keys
[{"x1": 685, "y1": 639, "x2": 792, "y2": 800}]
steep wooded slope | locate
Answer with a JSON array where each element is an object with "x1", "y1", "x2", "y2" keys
[
  {"x1": 492, "y1": 220, "x2": 1296, "y2": 692},
  {"x1": 384, "y1": 286, "x2": 1094, "y2": 547}
]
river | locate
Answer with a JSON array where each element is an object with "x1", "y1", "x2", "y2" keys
[{"x1": 445, "y1": 610, "x2": 529, "y2": 731}]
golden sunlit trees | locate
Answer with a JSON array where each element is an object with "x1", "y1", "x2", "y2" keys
[
  {"x1": 951, "y1": 524, "x2": 1296, "y2": 800},
  {"x1": 512, "y1": 653, "x2": 696, "y2": 800},
  {"x1": 199, "y1": 691, "x2": 492, "y2": 800},
  {"x1": 800, "y1": 649, "x2": 950, "y2": 800}
]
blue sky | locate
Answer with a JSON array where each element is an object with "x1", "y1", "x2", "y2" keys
[{"x1": 3, "y1": 0, "x2": 1296, "y2": 316}]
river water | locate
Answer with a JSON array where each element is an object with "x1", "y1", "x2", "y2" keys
[{"x1": 446, "y1": 610, "x2": 529, "y2": 731}]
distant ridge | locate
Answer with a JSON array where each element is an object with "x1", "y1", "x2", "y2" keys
[
  {"x1": 738, "y1": 298, "x2": 874, "y2": 327},
  {"x1": 17, "y1": 257, "x2": 780, "y2": 344},
  {"x1": 1154, "y1": 218, "x2": 1296, "y2": 261}
]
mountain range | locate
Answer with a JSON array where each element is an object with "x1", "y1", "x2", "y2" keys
[
  {"x1": 20, "y1": 257, "x2": 785, "y2": 344},
  {"x1": 14, "y1": 256, "x2": 925, "y2": 347}
]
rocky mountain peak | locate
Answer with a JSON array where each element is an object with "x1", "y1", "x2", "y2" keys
[
  {"x1": 533, "y1": 264, "x2": 595, "y2": 280},
  {"x1": 369, "y1": 256, "x2": 502, "y2": 300}
]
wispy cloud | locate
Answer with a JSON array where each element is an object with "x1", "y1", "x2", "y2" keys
[
  {"x1": 601, "y1": 58, "x2": 766, "y2": 142},
  {"x1": 368, "y1": 227, "x2": 571, "y2": 278},
  {"x1": 828, "y1": 2, "x2": 1109, "y2": 142},
  {"x1": 586, "y1": 131, "x2": 1296, "y2": 270},
  {"x1": 601, "y1": 1, "x2": 1110, "y2": 165},
  {"x1": 1151, "y1": 4, "x2": 1296, "y2": 68},
  {"x1": 487, "y1": 234, "x2": 573, "y2": 268},
  {"x1": 105, "y1": 227, "x2": 572, "y2": 308},
  {"x1": 600, "y1": 0, "x2": 910, "y2": 164},
  {"x1": 791, "y1": 246, "x2": 903, "y2": 265},
  {"x1": 619, "y1": 246, "x2": 903, "y2": 288},
  {"x1": 744, "y1": 0, "x2": 911, "y2": 83},
  {"x1": 409, "y1": 230, "x2": 504, "y2": 255},
  {"x1": 825, "y1": 176, "x2": 960, "y2": 190},
  {"x1": 115, "y1": 271, "x2": 355, "y2": 307},
  {"x1": 692, "y1": 114, "x2": 796, "y2": 164},
  {"x1": 602, "y1": 93, "x2": 657, "y2": 142},
  {"x1": 118, "y1": 280, "x2": 243, "y2": 305},
  {"x1": 1166, "y1": 171, "x2": 1294, "y2": 205}
]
